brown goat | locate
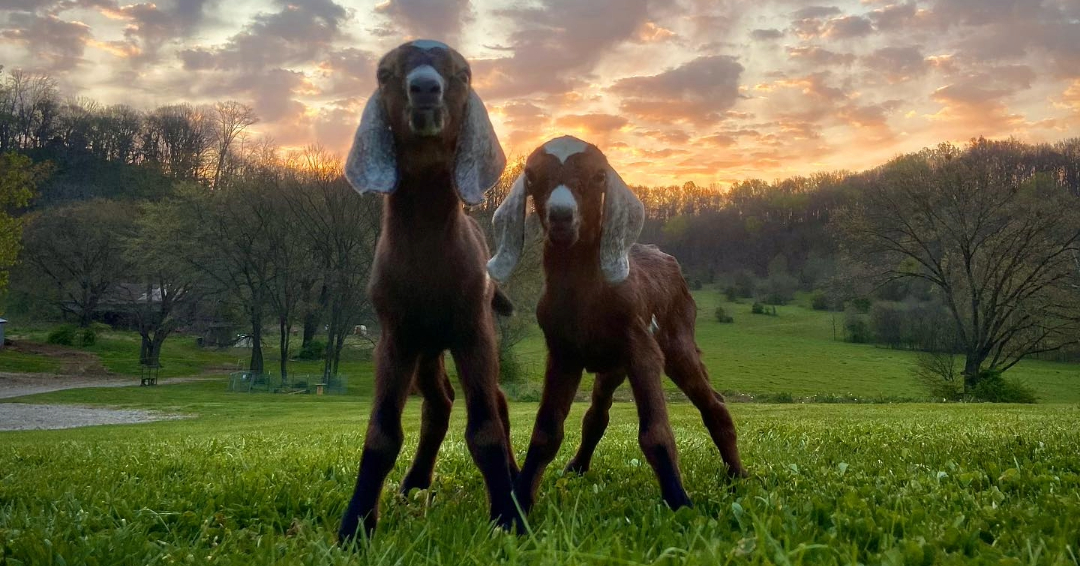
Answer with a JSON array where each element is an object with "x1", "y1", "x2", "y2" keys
[
  {"x1": 339, "y1": 40, "x2": 522, "y2": 541},
  {"x1": 487, "y1": 136, "x2": 746, "y2": 514}
]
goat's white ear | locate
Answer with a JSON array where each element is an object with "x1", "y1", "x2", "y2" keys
[
  {"x1": 486, "y1": 172, "x2": 527, "y2": 283},
  {"x1": 599, "y1": 165, "x2": 644, "y2": 284},
  {"x1": 455, "y1": 90, "x2": 506, "y2": 206},
  {"x1": 344, "y1": 90, "x2": 397, "y2": 195}
]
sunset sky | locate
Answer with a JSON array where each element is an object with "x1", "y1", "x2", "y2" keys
[{"x1": 2, "y1": 0, "x2": 1079, "y2": 187}]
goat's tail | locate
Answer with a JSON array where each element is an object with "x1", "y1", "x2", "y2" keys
[{"x1": 491, "y1": 285, "x2": 514, "y2": 317}]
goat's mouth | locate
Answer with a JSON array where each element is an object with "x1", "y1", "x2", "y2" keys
[
  {"x1": 408, "y1": 106, "x2": 445, "y2": 136},
  {"x1": 547, "y1": 222, "x2": 579, "y2": 246}
]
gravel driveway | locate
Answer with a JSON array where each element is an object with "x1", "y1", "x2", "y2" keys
[{"x1": 0, "y1": 403, "x2": 188, "y2": 431}]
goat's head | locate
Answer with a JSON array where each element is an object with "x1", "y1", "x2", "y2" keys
[
  {"x1": 343, "y1": 40, "x2": 505, "y2": 205},
  {"x1": 487, "y1": 136, "x2": 644, "y2": 285}
]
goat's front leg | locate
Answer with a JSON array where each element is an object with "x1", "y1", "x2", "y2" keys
[
  {"x1": 513, "y1": 355, "x2": 584, "y2": 514},
  {"x1": 627, "y1": 330, "x2": 692, "y2": 510},
  {"x1": 565, "y1": 371, "x2": 626, "y2": 475},
  {"x1": 400, "y1": 353, "x2": 454, "y2": 494},
  {"x1": 450, "y1": 324, "x2": 524, "y2": 532},
  {"x1": 339, "y1": 338, "x2": 419, "y2": 543}
]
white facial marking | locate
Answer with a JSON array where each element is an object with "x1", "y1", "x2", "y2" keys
[
  {"x1": 543, "y1": 136, "x2": 588, "y2": 164},
  {"x1": 406, "y1": 64, "x2": 445, "y2": 91},
  {"x1": 546, "y1": 185, "x2": 577, "y2": 214},
  {"x1": 649, "y1": 315, "x2": 659, "y2": 334},
  {"x1": 410, "y1": 39, "x2": 449, "y2": 51}
]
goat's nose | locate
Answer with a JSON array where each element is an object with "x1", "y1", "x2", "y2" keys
[
  {"x1": 409, "y1": 77, "x2": 442, "y2": 96},
  {"x1": 406, "y1": 65, "x2": 445, "y2": 107}
]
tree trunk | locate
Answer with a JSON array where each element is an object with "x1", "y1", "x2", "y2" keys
[
  {"x1": 302, "y1": 283, "x2": 328, "y2": 349},
  {"x1": 249, "y1": 309, "x2": 264, "y2": 375},
  {"x1": 962, "y1": 354, "x2": 983, "y2": 392},
  {"x1": 278, "y1": 315, "x2": 289, "y2": 385}
]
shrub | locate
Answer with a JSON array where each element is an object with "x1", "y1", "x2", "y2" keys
[
  {"x1": 689, "y1": 279, "x2": 703, "y2": 291},
  {"x1": 76, "y1": 327, "x2": 96, "y2": 347},
  {"x1": 498, "y1": 349, "x2": 527, "y2": 386},
  {"x1": 914, "y1": 351, "x2": 963, "y2": 401},
  {"x1": 732, "y1": 270, "x2": 756, "y2": 298},
  {"x1": 751, "y1": 302, "x2": 776, "y2": 316},
  {"x1": 810, "y1": 290, "x2": 830, "y2": 311},
  {"x1": 47, "y1": 325, "x2": 76, "y2": 346},
  {"x1": 294, "y1": 340, "x2": 325, "y2": 361},
  {"x1": 970, "y1": 370, "x2": 1037, "y2": 403},
  {"x1": 47, "y1": 325, "x2": 95, "y2": 347},
  {"x1": 851, "y1": 297, "x2": 872, "y2": 314},
  {"x1": 723, "y1": 286, "x2": 738, "y2": 302},
  {"x1": 843, "y1": 308, "x2": 871, "y2": 343},
  {"x1": 714, "y1": 306, "x2": 733, "y2": 323},
  {"x1": 870, "y1": 302, "x2": 905, "y2": 348},
  {"x1": 760, "y1": 273, "x2": 798, "y2": 305}
]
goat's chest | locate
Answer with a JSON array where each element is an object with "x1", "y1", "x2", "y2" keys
[{"x1": 537, "y1": 297, "x2": 631, "y2": 371}]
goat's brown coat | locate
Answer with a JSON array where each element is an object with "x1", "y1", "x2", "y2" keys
[
  {"x1": 338, "y1": 41, "x2": 521, "y2": 542},
  {"x1": 489, "y1": 138, "x2": 746, "y2": 514}
]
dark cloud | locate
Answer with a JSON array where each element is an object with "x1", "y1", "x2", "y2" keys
[
  {"x1": 374, "y1": 0, "x2": 471, "y2": 44},
  {"x1": 179, "y1": 0, "x2": 348, "y2": 71},
  {"x1": 750, "y1": 28, "x2": 783, "y2": 40},
  {"x1": 554, "y1": 113, "x2": 629, "y2": 134},
  {"x1": 787, "y1": 46, "x2": 855, "y2": 67},
  {"x1": 316, "y1": 48, "x2": 377, "y2": 97},
  {"x1": 793, "y1": 6, "x2": 842, "y2": 20},
  {"x1": 863, "y1": 46, "x2": 928, "y2": 82},
  {"x1": 473, "y1": 0, "x2": 649, "y2": 98},
  {"x1": 823, "y1": 15, "x2": 873, "y2": 38},
  {"x1": 610, "y1": 55, "x2": 744, "y2": 124},
  {"x1": 1, "y1": 13, "x2": 90, "y2": 71},
  {"x1": 868, "y1": 2, "x2": 918, "y2": 31}
]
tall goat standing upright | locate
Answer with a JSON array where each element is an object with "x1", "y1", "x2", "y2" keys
[
  {"x1": 488, "y1": 136, "x2": 747, "y2": 514},
  {"x1": 339, "y1": 40, "x2": 522, "y2": 541}
]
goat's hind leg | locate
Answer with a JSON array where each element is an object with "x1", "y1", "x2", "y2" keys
[
  {"x1": 565, "y1": 371, "x2": 626, "y2": 475},
  {"x1": 400, "y1": 352, "x2": 455, "y2": 495},
  {"x1": 627, "y1": 331, "x2": 692, "y2": 510},
  {"x1": 339, "y1": 339, "x2": 419, "y2": 543},
  {"x1": 664, "y1": 340, "x2": 746, "y2": 479}
]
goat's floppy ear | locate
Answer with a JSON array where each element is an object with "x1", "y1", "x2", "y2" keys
[
  {"x1": 599, "y1": 166, "x2": 644, "y2": 284},
  {"x1": 344, "y1": 90, "x2": 396, "y2": 195},
  {"x1": 486, "y1": 172, "x2": 527, "y2": 283},
  {"x1": 455, "y1": 90, "x2": 506, "y2": 206}
]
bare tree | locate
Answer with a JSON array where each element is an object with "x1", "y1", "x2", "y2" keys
[
  {"x1": 211, "y1": 101, "x2": 257, "y2": 190},
  {"x1": 839, "y1": 139, "x2": 1080, "y2": 391}
]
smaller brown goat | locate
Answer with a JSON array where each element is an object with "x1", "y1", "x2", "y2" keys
[
  {"x1": 488, "y1": 136, "x2": 747, "y2": 514},
  {"x1": 339, "y1": 40, "x2": 521, "y2": 541}
]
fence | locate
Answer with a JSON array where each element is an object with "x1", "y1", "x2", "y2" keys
[{"x1": 226, "y1": 372, "x2": 348, "y2": 395}]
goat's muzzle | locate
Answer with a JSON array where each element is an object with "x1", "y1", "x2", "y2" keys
[
  {"x1": 545, "y1": 185, "x2": 580, "y2": 245},
  {"x1": 406, "y1": 65, "x2": 446, "y2": 136}
]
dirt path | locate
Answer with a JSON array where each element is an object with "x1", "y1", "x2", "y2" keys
[{"x1": 0, "y1": 373, "x2": 214, "y2": 399}]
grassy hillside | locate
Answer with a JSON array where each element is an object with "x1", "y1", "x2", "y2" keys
[
  {"x1": 2, "y1": 286, "x2": 1077, "y2": 402},
  {"x1": 2, "y1": 384, "x2": 1079, "y2": 565}
]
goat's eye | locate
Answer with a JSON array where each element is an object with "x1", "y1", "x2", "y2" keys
[
  {"x1": 523, "y1": 171, "x2": 534, "y2": 188},
  {"x1": 593, "y1": 170, "x2": 607, "y2": 185},
  {"x1": 377, "y1": 69, "x2": 393, "y2": 84},
  {"x1": 456, "y1": 70, "x2": 470, "y2": 84}
]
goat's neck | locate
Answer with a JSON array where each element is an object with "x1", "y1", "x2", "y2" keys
[
  {"x1": 542, "y1": 240, "x2": 605, "y2": 295},
  {"x1": 385, "y1": 165, "x2": 461, "y2": 226}
]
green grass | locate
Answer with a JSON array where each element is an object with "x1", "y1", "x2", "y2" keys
[
  {"x1": 0, "y1": 348, "x2": 61, "y2": 373},
  {"x1": 2, "y1": 382, "x2": 1079, "y2": 565},
  {"x1": 4, "y1": 287, "x2": 1077, "y2": 402}
]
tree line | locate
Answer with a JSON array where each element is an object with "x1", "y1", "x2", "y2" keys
[{"x1": 1, "y1": 67, "x2": 1078, "y2": 396}]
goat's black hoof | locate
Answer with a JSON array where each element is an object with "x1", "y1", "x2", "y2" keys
[
  {"x1": 337, "y1": 514, "x2": 375, "y2": 548},
  {"x1": 493, "y1": 510, "x2": 527, "y2": 535},
  {"x1": 728, "y1": 466, "x2": 749, "y2": 480},
  {"x1": 564, "y1": 459, "x2": 589, "y2": 475},
  {"x1": 665, "y1": 493, "x2": 693, "y2": 511},
  {"x1": 399, "y1": 474, "x2": 432, "y2": 496}
]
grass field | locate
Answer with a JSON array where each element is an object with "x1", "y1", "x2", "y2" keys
[
  {"x1": 2, "y1": 382, "x2": 1080, "y2": 565},
  {"x1": 3, "y1": 287, "x2": 1077, "y2": 402}
]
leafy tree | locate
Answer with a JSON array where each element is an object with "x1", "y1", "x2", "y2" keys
[
  {"x1": 21, "y1": 199, "x2": 132, "y2": 326},
  {"x1": 0, "y1": 152, "x2": 46, "y2": 293},
  {"x1": 839, "y1": 139, "x2": 1080, "y2": 391}
]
